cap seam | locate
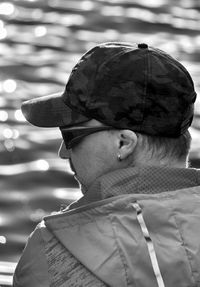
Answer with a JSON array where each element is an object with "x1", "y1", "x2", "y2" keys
[
  {"x1": 97, "y1": 46, "x2": 136, "y2": 74},
  {"x1": 139, "y1": 49, "x2": 149, "y2": 132},
  {"x1": 153, "y1": 48, "x2": 194, "y2": 87}
]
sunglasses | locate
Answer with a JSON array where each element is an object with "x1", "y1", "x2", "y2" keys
[{"x1": 60, "y1": 126, "x2": 114, "y2": 149}]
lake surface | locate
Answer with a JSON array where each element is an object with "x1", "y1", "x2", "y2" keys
[{"x1": 0, "y1": 0, "x2": 200, "y2": 284}]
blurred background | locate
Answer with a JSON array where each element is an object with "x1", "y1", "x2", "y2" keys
[{"x1": 0, "y1": 0, "x2": 200, "y2": 285}]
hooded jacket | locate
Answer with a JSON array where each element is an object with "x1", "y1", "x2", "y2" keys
[{"x1": 13, "y1": 166, "x2": 200, "y2": 287}]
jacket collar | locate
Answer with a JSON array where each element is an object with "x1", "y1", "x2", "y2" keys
[{"x1": 68, "y1": 165, "x2": 200, "y2": 210}]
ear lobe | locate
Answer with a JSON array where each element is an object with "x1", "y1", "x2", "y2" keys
[{"x1": 118, "y1": 130, "x2": 137, "y2": 160}]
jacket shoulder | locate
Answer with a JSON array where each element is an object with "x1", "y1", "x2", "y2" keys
[{"x1": 13, "y1": 222, "x2": 50, "y2": 287}]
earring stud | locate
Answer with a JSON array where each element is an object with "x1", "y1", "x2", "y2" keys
[{"x1": 117, "y1": 154, "x2": 122, "y2": 161}]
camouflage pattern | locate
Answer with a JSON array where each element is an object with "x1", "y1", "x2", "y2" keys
[
  {"x1": 63, "y1": 42, "x2": 196, "y2": 137},
  {"x1": 21, "y1": 92, "x2": 90, "y2": 127},
  {"x1": 22, "y1": 42, "x2": 197, "y2": 137}
]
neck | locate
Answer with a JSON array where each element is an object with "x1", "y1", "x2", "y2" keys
[{"x1": 132, "y1": 153, "x2": 188, "y2": 169}]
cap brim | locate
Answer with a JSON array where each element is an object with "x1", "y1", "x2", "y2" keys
[{"x1": 21, "y1": 92, "x2": 90, "y2": 127}]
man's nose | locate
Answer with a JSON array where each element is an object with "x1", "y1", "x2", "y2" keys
[{"x1": 58, "y1": 141, "x2": 70, "y2": 159}]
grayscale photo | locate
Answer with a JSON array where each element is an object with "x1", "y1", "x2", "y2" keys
[{"x1": 0, "y1": 0, "x2": 200, "y2": 286}]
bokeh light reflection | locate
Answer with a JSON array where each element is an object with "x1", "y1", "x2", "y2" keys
[
  {"x1": 3, "y1": 128, "x2": 13, "y2": 139},
  {"x1": 14, "y1": 109, "x2": 26, "y2": 122},
  {"x1": 34, "y1": 26, "x2": 47, "y2": 37},
  {"x1": 30, "y1": 209, "x2": 46, "y2": 222},
  {"x1": 0, "y1": 22, "x2": 7, "y2": 40},
  {"x1": 4, "y1": 139, "x2": 15, "y2": 152},
  {"x1": 53, "y1": 188, "x2": 82, "y2": 201},
  {"x1": 3, "y1": 79, "x2": 17, "y2": 93},
  {"x1": 35, "y1": 159, "x2": 50, "y2": 171},
  {"x1": 0, "y1": 236, "x2": 6, "y2": 245},
  {"x1": 0, "y1": 2, "x2": 15, "y2": 16},
  {"x1": 81, "y1": 0, "x2": 95, "y2": 11},
  {"x1": 12, "y1": 129, "x2": 19, "y2": 139},
  {"x1": 0, "y1": 111, "x2": 8, "y2": 122}
]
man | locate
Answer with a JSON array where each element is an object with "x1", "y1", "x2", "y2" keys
[{"x1": 13, "y1": 42, "x2": 200, "y2": 287}]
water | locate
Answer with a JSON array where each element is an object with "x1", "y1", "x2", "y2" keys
[{"x1": 0, "y1": 0, "x2": 200, "y2": 284}]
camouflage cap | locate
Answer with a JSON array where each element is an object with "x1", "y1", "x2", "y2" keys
[{"x1": 22, "y1": 42, "x2": 197, "y2": 137}]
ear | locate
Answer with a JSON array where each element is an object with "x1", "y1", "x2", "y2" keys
[{"x1": 118, "y1": 130, "x2": 137, "y2": 160}]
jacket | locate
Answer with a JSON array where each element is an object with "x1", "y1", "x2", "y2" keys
[{"x1": 13, "y1": 166, "x2": 200, "y2": 286}]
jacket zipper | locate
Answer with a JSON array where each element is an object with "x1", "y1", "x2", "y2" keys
[{"x1": 131, "y1": 201, "x2": 165, "y2": 287}]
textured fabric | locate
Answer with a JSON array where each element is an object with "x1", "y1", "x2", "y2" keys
[
  {"x1": 42, "y1": 227, "x2": 107, "y2": 287},
  {"x1": 64, "y1": 42, "x2": 196, "y2": 136},
  {"x1": 14, "y1": 166, "x2": 200, "y2": 286},
  {"x1": 45, "y1": 185, "x2": 200, "y2": 286},
  {"x1": 69, "y1": 165, "x2": 200, "y2": 210},
  {"x1": 99, "y1": 165, "x2": 200, "y2": 196},
  {"x1": 21, "y1": 42, "x2": 196, "y2": 135},
  {"x1": 13, "y1": 226, "x2": 49, "y2": 287},
  {"x1": 131, "y1": 202, "x2": 165, "y2": 287}
]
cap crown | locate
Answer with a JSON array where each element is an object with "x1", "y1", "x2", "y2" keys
[{"x1": 63, "y1": 42, "x2": 196, "y2": 137}]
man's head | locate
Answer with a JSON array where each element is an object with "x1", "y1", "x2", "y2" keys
[{"x1": 21, "y1": 42, "x2": 197, "y2": 190}]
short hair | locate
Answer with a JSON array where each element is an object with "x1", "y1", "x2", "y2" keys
[{"x1": 136, "y1": 130, "x2": 192, "y2": 162}]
